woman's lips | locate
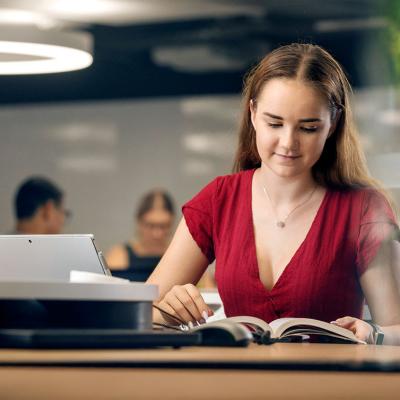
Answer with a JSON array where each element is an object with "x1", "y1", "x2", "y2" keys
[{"x1": 274, "y1": 153, "x2": 301, "y2": 160}]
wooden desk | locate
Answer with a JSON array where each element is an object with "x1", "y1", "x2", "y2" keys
[{"x1": 0, "y1": 343, "x2": 400, "y2": 399}]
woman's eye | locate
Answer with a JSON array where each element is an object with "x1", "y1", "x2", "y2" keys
[
  {"x1": 267, "y1": 123, "x2": 282, "y2": 128},
  {"x1": 301, "y1": 126, "x2": 318, "y2": 133}
]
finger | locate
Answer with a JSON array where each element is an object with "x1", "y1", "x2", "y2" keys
[
  {"x1": 333, "y1": 317, "x2": 372, "y2": 342},
  {"x1": 331, "y1": 317, "x2": 358, "y2": 335},
  {"x1": 332, "y1": 316, "x2": 356, "y2": 328},
  {"x1": 164, "y1": 290, "x2": 197, "y2": 323},
  {"x1": 173, "y1": 285, "x2": 204, "y2": 322},
  {"x1": 157, "y1": 299, "x2": 185, "y2": 325},
  {"x1": 186, "y1": 284, "x2": 214, "y2": 319},
  {"x1": 184, "y1": 284, "x2": 213, "y2": 321}
]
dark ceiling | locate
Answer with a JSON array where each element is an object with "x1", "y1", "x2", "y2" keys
[{"x1": 0, "y1": 0, "x2": 394, "y2": 105}]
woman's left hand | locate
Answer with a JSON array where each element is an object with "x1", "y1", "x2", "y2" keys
[{"x1": 331, "y1": 316, "x2": 374, "y2": 344}]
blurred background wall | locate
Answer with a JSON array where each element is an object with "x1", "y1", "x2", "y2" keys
[
  {"x1": 0, "y1": 95, "x2": 239, "y2": 249},
  {"x1": 0, "y1": 0, "x2": 398, "y2": 252}
]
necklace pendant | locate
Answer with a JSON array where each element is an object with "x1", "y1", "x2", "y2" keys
[{"x1": 276, "y1": 221, "x2": 285, "y2": 228}]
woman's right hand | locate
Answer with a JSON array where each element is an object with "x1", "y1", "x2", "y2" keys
[{"x1": 155, "y1": 283, "x2": 214, "y2": 326}]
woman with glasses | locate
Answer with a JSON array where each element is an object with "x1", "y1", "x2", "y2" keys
[{"x1": 106, "y1": 189, "x2": 175, "y2": 282}]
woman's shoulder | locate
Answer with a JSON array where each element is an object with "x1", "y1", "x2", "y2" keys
[
  {"x1": 105, "y1": 243, "x2": 130, "y2": 270},
  {"x1": 184, "y1": 169, "x2": 255, "y2": 209},
  {"x1": 329, "y1": 185, "x2": 388, "y2": 203},
  {"x1": 328, "y1": 186, "x2": 396, "y2": 222},
  {"x1": 212, "y1": 168, "x2": 255, "y2": 193}
]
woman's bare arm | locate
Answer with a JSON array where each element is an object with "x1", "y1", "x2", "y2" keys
[
  {"x1": 147, "y1": 217, "x2": 211, "y2": 324},
  {"x1": 105, "y1": 245, "x2": 128, "y2": 270},
  {"x1": 360, "y1": 239, "x2": 400, "y2": 345}
]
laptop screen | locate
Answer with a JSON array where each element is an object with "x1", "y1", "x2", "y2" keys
[{"x1": 0, "y1": 234, "x2": 107, "y2": 281}]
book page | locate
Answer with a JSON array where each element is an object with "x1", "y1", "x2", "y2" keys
[
  {"x1": 224, "y1": 316, "x2": 272, "y2": 334},
  {"x1": 269, "y1": 317, "x2": 365, "y2": 344}
]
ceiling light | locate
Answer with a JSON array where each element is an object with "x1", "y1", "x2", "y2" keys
[
  {"x1": 0, "y1": 26, "x2": 93, "y2": 74},
  {"x1": 47, "y1": 0, "x2": 133, "y2": 20},
  {"x1": 0, "y1": 9, "x2": 55, "y2": 27}
]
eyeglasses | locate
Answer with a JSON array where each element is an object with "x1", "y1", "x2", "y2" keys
[
  {"x1": 57, "y1": 207, "x2": 72, "y2": 222},
  {"x1": 140, "y1": 221, "x2": 172, "y2": 231}
]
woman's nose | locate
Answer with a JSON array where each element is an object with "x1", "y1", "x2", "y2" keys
[
  {"x1": 152, "y1": 227, "x2": 166, "y2": 239},
  {"x1": 280, "y1": 127, "x2": 299, "y2": 151}
]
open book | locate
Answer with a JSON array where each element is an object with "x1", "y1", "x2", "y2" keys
[{"x1": 194, "y1": 315, "x2": 366, "y2": 345}]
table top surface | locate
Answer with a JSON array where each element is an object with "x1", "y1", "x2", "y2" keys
[
  {"x1": 1, "y1": 342, "x2": 400, "y2": 371},
  {"x1": 1, "y1": 343, "x2": 400, "y2": 400}
]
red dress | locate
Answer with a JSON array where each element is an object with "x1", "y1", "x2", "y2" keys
[{"x1": 182, "y1": 169, "x2": 398, "y2": 323}]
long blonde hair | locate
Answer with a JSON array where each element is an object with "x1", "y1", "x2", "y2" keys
[{"x1": 233, "y1": 43, "x2": 382, "y2": 193}]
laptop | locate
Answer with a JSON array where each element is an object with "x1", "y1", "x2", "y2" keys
[{"x1": 0, "y1": 234, "x2": 108, "y2": 281}]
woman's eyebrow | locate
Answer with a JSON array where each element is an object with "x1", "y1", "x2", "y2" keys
[
  {"x1": 263, "y1": 112, "x2": 322, "y2": 123},
  {"x1": 299, "y1": 118, "x2": 322, "y2": 123},
  {"x1": 263, "y1": 112, "x2": 283, "y2": 120}
]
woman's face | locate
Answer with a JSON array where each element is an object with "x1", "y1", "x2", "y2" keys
[
  {"x1": 250, "y1": 78, "x2": 334, "y2": 180},
  {"x1": 137, "y1": 208, "x2": 173, "y2": 247}
]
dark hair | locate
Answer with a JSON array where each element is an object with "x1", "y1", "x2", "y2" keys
[
  {"x1": 135, "y1": 190, "x2": 175, "y2": 220},
  {"x1": 14, "y1": 176, "x2": 63, "y2": 219},
  {"x1": 233, "y1": 43, "x2": 376, "y2": 191}
]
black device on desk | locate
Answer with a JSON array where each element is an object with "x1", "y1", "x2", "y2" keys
[
  {"x1": 0, "y1": 329, "x2": 201, "y2": 349},
  {"x1": 192, "y1": 320, "x2": 252, "y2": 347},
  {"x1": 0, "y1": 279, "x2": 206, "y2": 349},
  {"x1": 0, "y1": 318, "x2": 253, "y2": 349}
]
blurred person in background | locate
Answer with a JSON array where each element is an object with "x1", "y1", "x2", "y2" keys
[
  {"x1": 12, "y1": 176, "x2": 69, "y2": 235},
  {"x1": 106, "y1": 189, "x2": 175, "y2": 282}
]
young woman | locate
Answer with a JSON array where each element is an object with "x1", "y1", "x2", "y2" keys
[
  {"x1": 106, "y1": 190, "x2": 175, "y2": 281},
  {"x1": 147, "y1": 43, "x2": 400, "y2": 344}
]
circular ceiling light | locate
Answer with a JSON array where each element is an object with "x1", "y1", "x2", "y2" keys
[{"x1": 0, "y1": 26, "x2": 93, "y2": 74}]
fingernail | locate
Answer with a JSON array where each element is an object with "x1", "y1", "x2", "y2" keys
[
  {"x1": 202, "y1": 311, "x2": 208, "y2": 321},
  {"x1": 199, "y1": 318, "x2": 206, "y2": 324},
  {"x1": 330, "y1": 321, "x2": 338, "y2": 324},
  {"x1": 188, "y1": 321, "x2": 194, "y2": 329}
]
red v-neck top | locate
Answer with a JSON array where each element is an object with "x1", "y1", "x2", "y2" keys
[{"x1": 182, "y1": 169, "x2": 398, "y2": 323}]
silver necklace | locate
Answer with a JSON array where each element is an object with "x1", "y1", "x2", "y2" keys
[{"x1": 262, "y1": 184, "x2": 318, "y2": 228}]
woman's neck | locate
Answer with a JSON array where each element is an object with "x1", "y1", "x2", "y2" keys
[{"x1": 256, "y1": 165, "x2": 317, "y2": 205}]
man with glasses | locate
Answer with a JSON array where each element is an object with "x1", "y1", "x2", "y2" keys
[{"x1": 12, "y1": 176, "x2": 71, "y2": 234}]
